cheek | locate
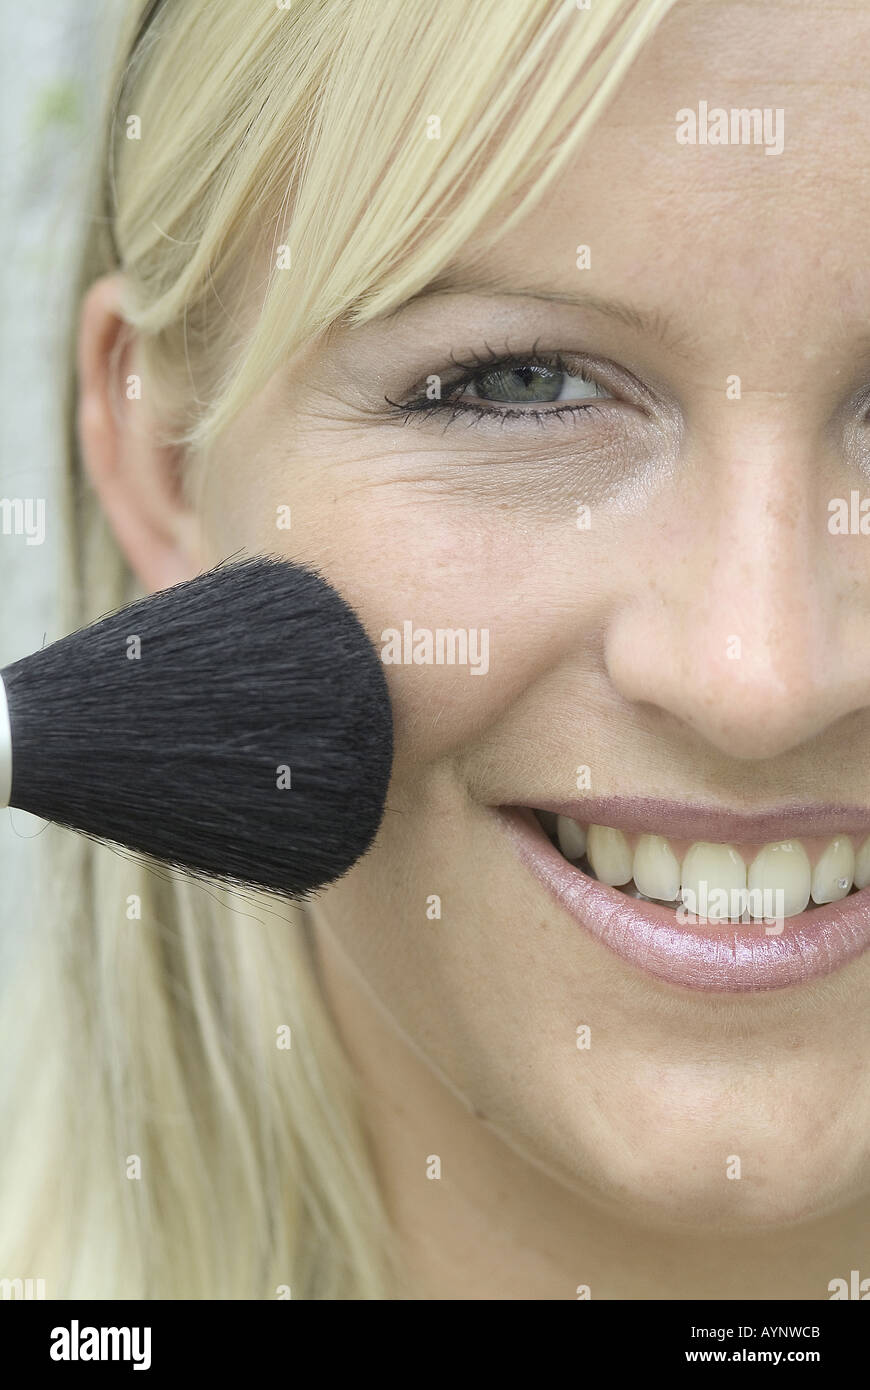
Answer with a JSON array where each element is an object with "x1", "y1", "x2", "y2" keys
[{"x1": 201, "y1": 436, "x2": 619, "y2": 765}]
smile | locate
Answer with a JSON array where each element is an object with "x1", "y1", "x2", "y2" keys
[{"x1": 498, "y1": 802, "x2": 870, "y2": 993}]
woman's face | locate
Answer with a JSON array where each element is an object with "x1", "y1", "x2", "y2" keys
[{"x1": 198, "y1": 0, "x2": 870, "y2": 1250}]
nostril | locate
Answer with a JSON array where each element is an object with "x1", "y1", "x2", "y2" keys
[{"x1": 603, "y1": 605, "x2": 868, "y2": 763}]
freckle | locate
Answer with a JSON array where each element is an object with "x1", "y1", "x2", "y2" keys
[{"x1": 538, "y1": 919, "x2": 549, "y2": 930}]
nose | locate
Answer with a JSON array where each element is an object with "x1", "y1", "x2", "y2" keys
[{"x1": 604, "y1": 429, "x2": 870, "y2": 760}]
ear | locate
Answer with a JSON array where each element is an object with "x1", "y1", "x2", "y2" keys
[{"x1": 76, "y1": 273, "x2": 205, "y2": 593}]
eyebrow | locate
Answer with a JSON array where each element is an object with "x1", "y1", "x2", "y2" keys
[{"x1": 378, "y1": 264, "x2": 698, "y2": 359}]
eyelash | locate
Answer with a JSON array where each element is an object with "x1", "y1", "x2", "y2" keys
[{"x1": 384, "y1": 341, "x2": 616, "y2": 431}]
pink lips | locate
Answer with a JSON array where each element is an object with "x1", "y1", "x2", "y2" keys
[{"x1": 499, "y1": 805, "x2": 870, "y2": 993}]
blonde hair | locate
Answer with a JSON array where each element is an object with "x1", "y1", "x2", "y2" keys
[{"x1": 0, "y1": 0, "x2": 675, "y2": 1298}]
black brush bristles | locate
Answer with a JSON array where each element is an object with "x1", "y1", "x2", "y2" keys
[{"x1": 1, "y1": 556, "x2": 393, "y2": 899}]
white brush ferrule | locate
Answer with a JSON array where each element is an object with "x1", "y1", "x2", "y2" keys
[{"x1": 0, "y1": 672, "x2": 11, "y2": 808}]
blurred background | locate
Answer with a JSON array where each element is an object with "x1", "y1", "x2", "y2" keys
[{"x1": 0, "y1": 2, "x2": 122, "y2": 956}]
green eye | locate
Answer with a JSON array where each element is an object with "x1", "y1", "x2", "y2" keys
[
  {"x1": 462, "y1": 362, "x2": 611, "y2": 406},
  {"x1": 385, "y1": 346, "x2": 624, "y2": 431}
]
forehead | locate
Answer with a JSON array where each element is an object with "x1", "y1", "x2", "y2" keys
[{"x1": 467, "y1": 0, "x2": 870, "y2": 356}]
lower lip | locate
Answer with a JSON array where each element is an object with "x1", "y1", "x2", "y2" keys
[{"x1": 499, "y1": 806, "x2": 870, "y2": 993}]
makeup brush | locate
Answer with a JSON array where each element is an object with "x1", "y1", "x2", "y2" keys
[{"x1": 0, "y1": 555, "x2": 393, "y2": 898}]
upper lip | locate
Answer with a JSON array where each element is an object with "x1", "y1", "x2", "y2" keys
[{"x1": 519, "y1": 797, "x2": 870, "y2": 843}]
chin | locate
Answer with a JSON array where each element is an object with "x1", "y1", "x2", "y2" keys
[{"x1": 521, "y1": 1053, "x2": 870, "y2": 1236}]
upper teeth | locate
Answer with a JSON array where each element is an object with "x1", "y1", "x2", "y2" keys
[{"x1": 554, "y1": 816, "x2": 870, "y2": 920}]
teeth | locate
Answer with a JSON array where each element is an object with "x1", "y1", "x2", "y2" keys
[
  {"x1": 586, "y1": 824, "x2": 633, "y2": 886},
  {"x1": 556, "y1": 815, "x2": 586, "y2": 861},
  {"x1": 855, "y1": 836, "x2": 870, "y2": 890},
  {"x1": 543, "y1": 813, "x2": 870, "y2": 918},
  {"x1": 633, "y1": 834, "x2": 681, "y2": 902},
  {"x1": 811, "y1": 837, "x2": 855, "y2": 904},
  {"x1": 748, "y1": 840, "x2": 810, "y2": 918},
  {"x1": 681, "y1": 842, "x2": 747, "y2": 921}
]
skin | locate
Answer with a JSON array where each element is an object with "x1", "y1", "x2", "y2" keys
[{"x1": 78, "y1": 1, "x2": 870, "y2": 1298}]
